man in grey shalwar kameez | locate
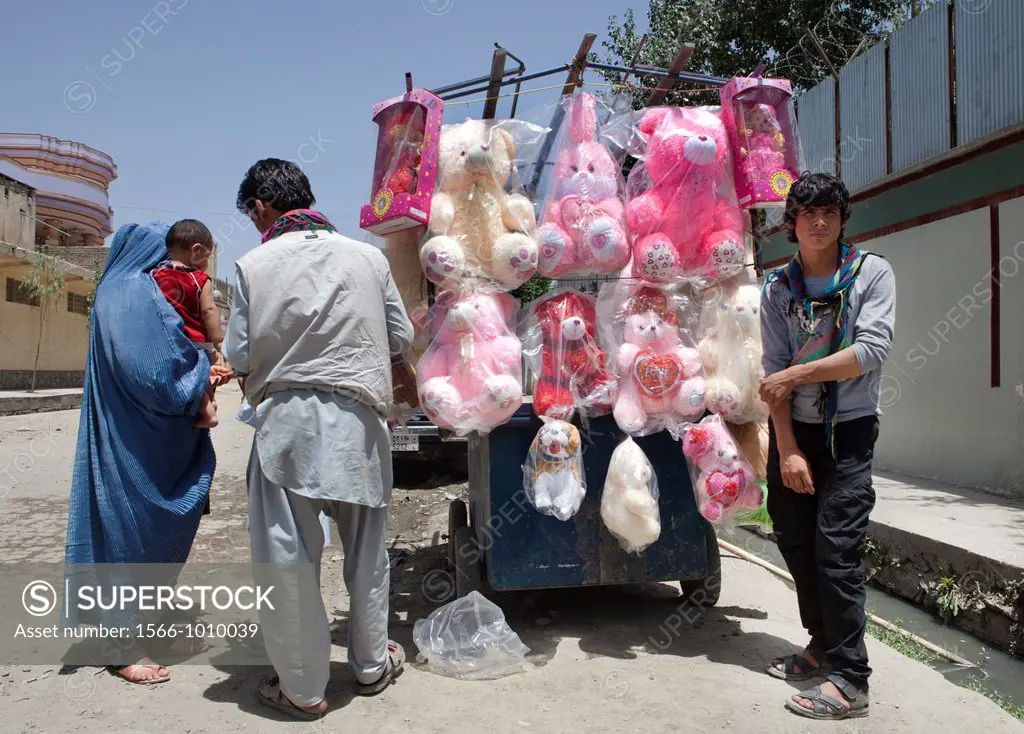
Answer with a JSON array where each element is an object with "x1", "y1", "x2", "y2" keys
[{"x1": 224, "y1": 158, "x2": 414, "y2": 720}]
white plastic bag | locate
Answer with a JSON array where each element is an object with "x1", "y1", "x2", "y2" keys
[
  {"x1": 600, "y1": 437, "x2": 661, "y2": 553},
  {"x1": 412, "y1": 591, "x2": 530, "y2": 680}
]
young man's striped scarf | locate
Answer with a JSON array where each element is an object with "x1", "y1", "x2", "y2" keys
[
  {"x1": 261, "y1": 208, "x2": 336, "y2": 244},
  {"x1": 767, "y1": 241, "x2": 869, "y2": 456}
]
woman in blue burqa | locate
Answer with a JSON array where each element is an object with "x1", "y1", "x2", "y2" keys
[{"x1": 64, "y1": 221, "x2": 215, "y2": 685}]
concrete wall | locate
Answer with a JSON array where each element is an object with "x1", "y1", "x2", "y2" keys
[
  {"x1": 0, "y1": 179, "x2": 35, "y2": 250},
  {"x1": 867, "y1": 202, "x2": 1024, "y2": 496},
  {"x1": 0, "y1": 276, "x2": 89, "y2": 373}
]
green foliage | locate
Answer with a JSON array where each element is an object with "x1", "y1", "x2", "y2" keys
[
  {"x1": 593, "y1": 0, "x2": 911, "y2": 109},
  {"x1": 85, "y1": 257, "x2": 104, "y2": 325},
  {"x1": 510, "y1": 273, "x2": 552, "y2": 306},
  {"x1": 23, "y1": 252, "x2": 67, "y2": 392}
]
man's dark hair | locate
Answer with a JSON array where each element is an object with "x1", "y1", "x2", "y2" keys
[
  {"x1": 166, "y1": 218, "x2": 214, "y2": 252},
  {"x1": 236, "y1": 158, "x2": 315, "y2": 214},
  {"x1": 784, "y1": 172, "x2": 852, "y2": 243}
]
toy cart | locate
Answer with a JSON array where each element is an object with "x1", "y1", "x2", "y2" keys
[{"x1": 448, "y1": 400, "x2": 721, "y2": 604}]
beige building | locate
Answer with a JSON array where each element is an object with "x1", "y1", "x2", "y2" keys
[{"x1": 0, "y1": 134, "x2": 117, "y2": 389}]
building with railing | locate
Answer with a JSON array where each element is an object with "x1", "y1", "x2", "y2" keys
[{"x1": 758, "y1": 0, "x2": 1024, "y2": 496}]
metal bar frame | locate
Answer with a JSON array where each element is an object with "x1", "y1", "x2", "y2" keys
[{"x1": 646, "y1": 43, "x2": 695, "y2": 106}]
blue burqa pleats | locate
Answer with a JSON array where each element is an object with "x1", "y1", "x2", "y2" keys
[{"x1": 64, "y1": 221, "x2": 215, "y2": 568}]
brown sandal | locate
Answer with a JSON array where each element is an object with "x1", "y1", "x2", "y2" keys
[{"x1": 256, "y1": 675, "x2": 327, "y2": 721}]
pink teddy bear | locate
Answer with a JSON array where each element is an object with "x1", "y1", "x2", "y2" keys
[
  {"x1": 626, "y1": 107, "x2": 747, "y2": 283},
  {"x1": 612, "y1": 286, "x2": 706, "y2": 437},
  {"x1": 682, "y1": 415, "x2": 762, "y2": 524},
  {"x1": 536, "y1": 92, "x2": 630, "y2": 279},
  {"x1": 417, "y1": 292, "x2": 523, "y2": 435}
]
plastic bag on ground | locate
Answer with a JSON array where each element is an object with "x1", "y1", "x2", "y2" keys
[
  {"x1": 606, "y1": 105, "x2": 749, "y2": 286},
  {"x1": 416, "y1": 290, "x2": 523, "y2": 436},
  {"x1": 419, "y1": 118, "x2": 547, "y2": 292},
  {"x1": 522, "y1": 288, "x2": 617, "y2": 422},
  {"x1": 412, "y1": 591, "x2": 530, "y2": 680},
  {"x1": 534, "y1": 90, "x2": 631, "y2": 279},
  {"x1": 681, "y1": 414, "x2": 764, "y2": 525},
  {"x1": 601, "y1": 437, "x2": 661, "y2": 553},
  {"x1": 597, "y1": 281, "x2": 706, "y2": 438},
  {"x1": 696, "y1": 281, "x2": 768, "y2": 424},
  {"x1": 522, "y1": 419, "x2": 586, "y2": 521}
]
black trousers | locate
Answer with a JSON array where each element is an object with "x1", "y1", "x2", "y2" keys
[{"x1": 766, "y1": 415, "x2": 879, "y2": 689}]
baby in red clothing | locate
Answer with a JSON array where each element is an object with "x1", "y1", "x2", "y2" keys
[{"x1": 153, "y1": 219, "x2": 227, "y2": 427}]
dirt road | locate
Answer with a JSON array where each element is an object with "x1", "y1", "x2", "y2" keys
[{"x1": 0, "y1": 386, "x2": 1018, "y2": 732}]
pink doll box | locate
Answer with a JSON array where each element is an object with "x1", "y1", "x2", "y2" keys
[
  {"x1": 719, "y1": 77, "x2": 801, "y2": 209},
  {"x1": 360, "y1": 88, "x2": 444, "y2": 236}
]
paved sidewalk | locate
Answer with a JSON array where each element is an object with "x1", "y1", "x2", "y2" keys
[
  {"x1": 868, "y1": 470, "x2": 1024, "y2": 655},
  {"x1": 0, "y1": 388, "x2": 82, "y2": 416}
]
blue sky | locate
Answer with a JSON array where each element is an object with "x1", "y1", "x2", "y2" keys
[{"x1": 5, "y1": 0, "x2": 648, "y2": 278}]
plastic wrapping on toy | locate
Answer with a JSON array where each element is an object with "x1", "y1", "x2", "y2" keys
[
  {"x1": 533, "y1": 91, "x2": 631, "y2": 279},
  {"x1": 696, "y1": 281, "x2": 768, "y2": 424},
  {"x1": 604, "y1": 105, "x2": 750, "y2": 286},
  {"x1": 719, "y1": 77, "x2": 804, "y2": 210},
  {"x1": 361, "y1": 89, "x2": 444, "y2": 236},
  {"x1": 416, "y1": 290, "x2": 523, "y2": 436},
  {"x1": 521, "y1": 288, "x2": 617, "y2": 422},
  {"x1": 419, "y1": 118, "x2": 548, "y2": 293},
  {"x1": 595, "y1": 280, "x2": 706, "y2": 438},
  {"x1": 390, "y1": 354, "x2": 420, "y2": 424},
  {"x1": 682, "y1": 414, "x2": 764, "y2": 526},
  {"x1": 521, "y1": 419, "x2": 586, "y2": 521},
  {"x1": 412, "y1": 591, "x2": 530, "y2": 681},
  {"x1": 600, "y1": 437, "x2": 661, "y2": 553}
]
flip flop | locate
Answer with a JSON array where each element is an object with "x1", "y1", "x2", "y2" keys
[
  {"x1": 114, "y1": 660, "x2": 170, "y2": 685},
  {"x1": 256, "y1": 676, "x2": 327, "y2": 721}
]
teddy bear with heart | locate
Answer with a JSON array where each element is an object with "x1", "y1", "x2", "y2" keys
[
  {"x1": 419, "y1": 118, "x2": 539, "y2": 291},
  {"x1": 534, "y1": 91, "x2": 630, "y2": 279},
  {"x1": 682, "y1": 414, "x2": 763, "y2": 524},
  {"x1": 609, "y1": 285, "x2": 706, "y2": 437}
]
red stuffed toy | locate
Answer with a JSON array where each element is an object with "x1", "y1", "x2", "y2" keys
[
  {"x1": 527, "y1": 290, "x2": 617, "y2": 421},
  {"x1": 381, "y1": 108, "x2": 424, "y2": 194}
]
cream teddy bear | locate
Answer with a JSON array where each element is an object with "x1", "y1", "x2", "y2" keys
[
  {"x1": 419, "y1": 119, "x2": 539, "y2": 291},
  {"x1": 697, "y1": 282, "x2": 768, "y2": 424}
]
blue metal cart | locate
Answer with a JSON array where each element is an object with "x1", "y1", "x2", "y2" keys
[{"x1": 448, "y1": 399, "x2": 720, "y2": 603}]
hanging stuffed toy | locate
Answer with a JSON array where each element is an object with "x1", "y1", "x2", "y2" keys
[
  {"x1": 613, "y1": 106, "x2": 747, "y2": 284},
  {"x1": 535, "y1": 91, "x2": 631, "y2": 278},
  {"x1": 416, "y1": 291, "x2": 523, "y2": 436},
  {"x1": 697, "y1": 282, "x2": 768, "y2": 424},
  {"x1": 522, "y1": 420, "x2": 586, "y2": 521},
  {"x1": 682, "y1": 414, "x2": 763, "y2": 525},
  {"x1": 524, "y1": 289, "x2": 617, "y2": 421},
  {"x1": 601, "y1": 437, "x2": 661, "y2": 553},
  {"x1": 604, "y1": 284, "x2": 706, "y2": 438}
]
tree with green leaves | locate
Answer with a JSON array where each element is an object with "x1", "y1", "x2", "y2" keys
[
  {"x1": 23, "y1": 253, "x2": 67, "y2": 392},
  {"x1": 594, "y1": 0, "x2": 913, "y2": 108},
  {"x1": 510, "y1": 273, "x2": 552, "y2": 306},
  {"x1": 85, "y1": 257, "x2": 104, "y2": 326}
]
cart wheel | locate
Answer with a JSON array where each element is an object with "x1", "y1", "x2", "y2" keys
[
  {"x1": 447, "y1": 499, "x2": 468, "y2": 570},
  {"x1": 680, "y1": 522, "x2": 721, "y2": 608},
  {"x1": 453, "y1": 525, "x2": 482, "y2": 598}
]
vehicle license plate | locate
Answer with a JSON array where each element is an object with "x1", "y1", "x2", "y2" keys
[{"x1": 391, "y1": 431, "x2": 419, "y2": 452}]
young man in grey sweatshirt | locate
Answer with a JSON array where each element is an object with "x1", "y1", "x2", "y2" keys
[{"x1": 758, "y1": 172, "x2": 896, "y2": 721}]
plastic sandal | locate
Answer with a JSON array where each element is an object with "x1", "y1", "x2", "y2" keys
[
  {"x1": 355, "y1": 640, "x2": 406, "y2": 696},
  {"x1": 786, "y1": 674, "x2": 869, "y2": 720},
  {"x1": 256, "y1": 675, "x2": 327, "y2": 721}
]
